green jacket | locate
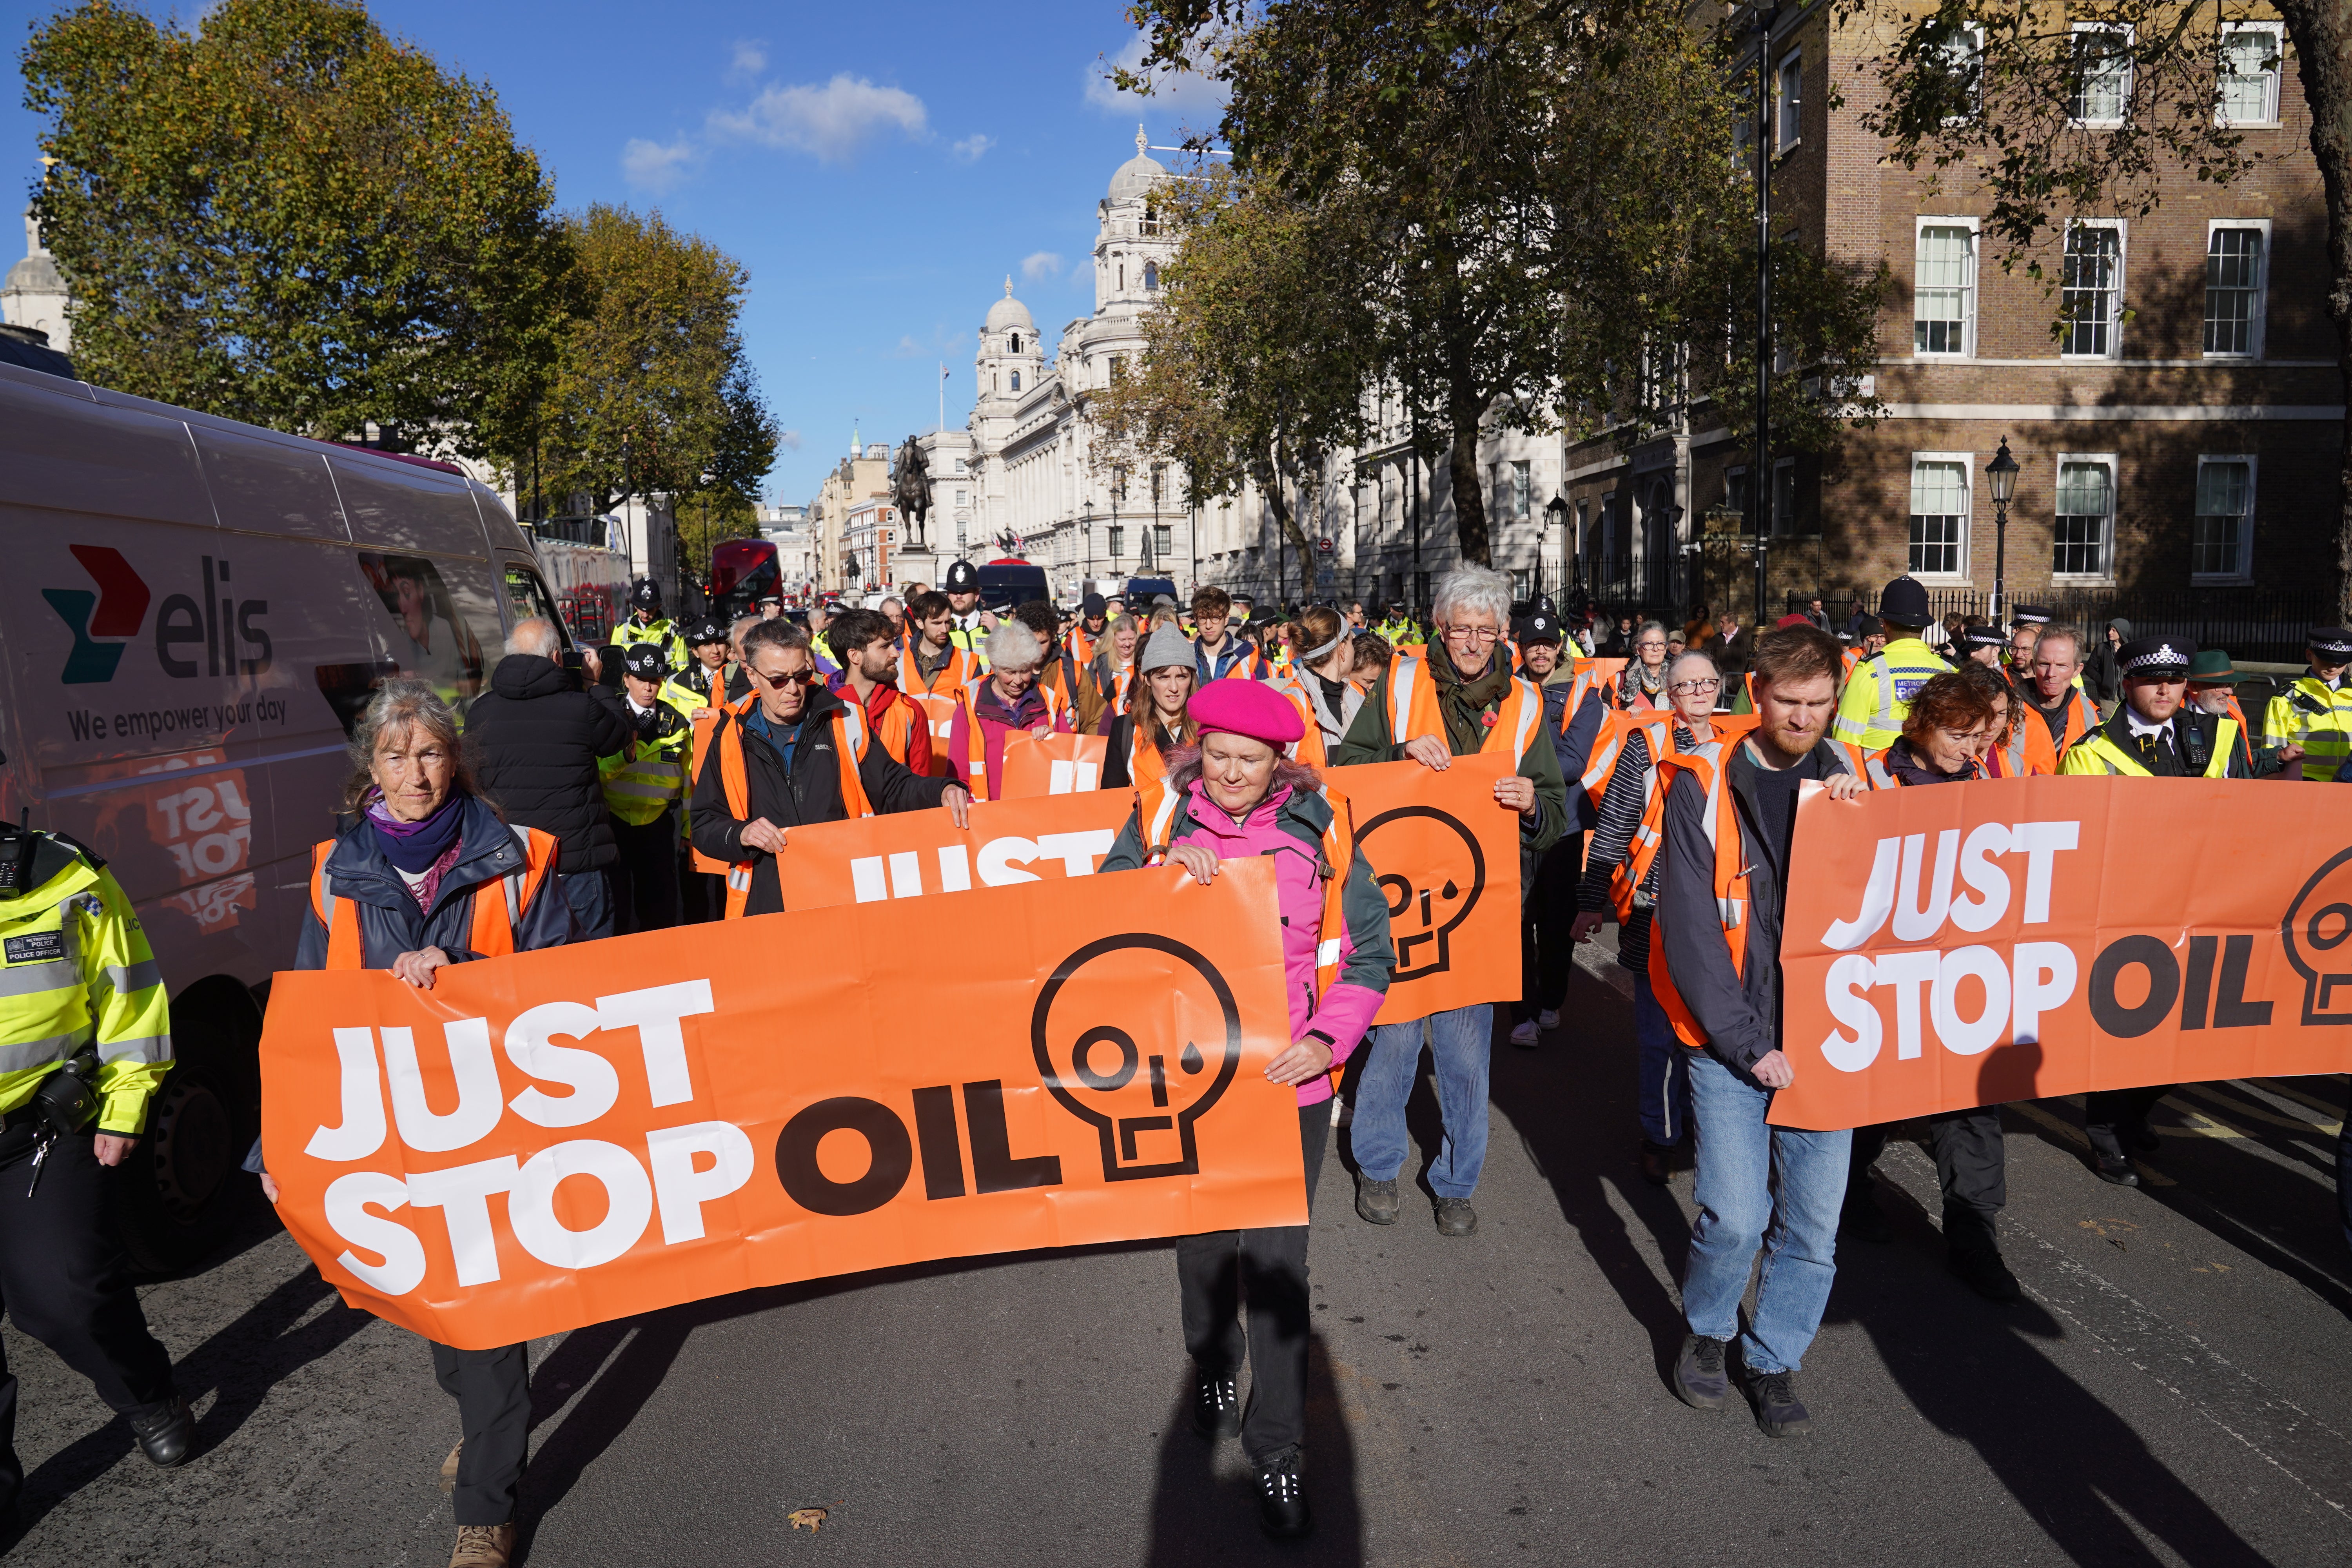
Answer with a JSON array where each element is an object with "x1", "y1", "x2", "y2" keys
[{"x1": 1334, "y1": 663, "x2": 1568, "y2": 860}]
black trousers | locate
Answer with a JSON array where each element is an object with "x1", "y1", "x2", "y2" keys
[
  {"x1": 2083, "y1": 1085, "x2": 2172, "y2": 1162},
  {"x1": 0, "y1": 1129, "x2": 176, "y2": 1483},
  {"x1": 1850, "y1": 1107, "x2": 2007, "y2": 1247},
  {"x1": 430, "y1": 1339, "x2": 530, "y2": 1526},
  {"x1": 1514, "y1": 833, "x2": 1584, "y2": 1023},
  {"x1": 1176, "y1": 1103, "x2": 1328, "y2": 1464},
  {"x1": 608, "y1": 807, "x2": 682, "y2": 935}
]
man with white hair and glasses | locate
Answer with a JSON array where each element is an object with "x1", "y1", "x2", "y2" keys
[{"x1": 1334, "y1": 566, "x2": 1567, "y2": 1236}]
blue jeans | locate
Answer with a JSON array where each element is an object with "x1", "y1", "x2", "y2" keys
[
  {"x1": 1633, "y1": 973, "x2": 1689, "y2": 1147},
  {"x1": 1351, "y1": 1005, "x2": 1494, "y2": 1199},
  {"x1": 1681, "y1": 1049, "x2": 1851, "y2": 1375}
]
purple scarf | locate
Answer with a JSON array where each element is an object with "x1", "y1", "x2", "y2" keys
[{"x1": 366, "y1": 791, "x2": 465, "y2": 875}]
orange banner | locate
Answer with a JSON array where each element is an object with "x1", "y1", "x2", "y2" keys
[
  {"x1": 260, "y1": 862, "x2": 1304, "y2": 1350},
  {"x1": 769, "y1": 755, "x2": 1523, "y2": 1025},
  {"x1": 1000, "y1": 731, "x2": 1111, "y2": 797},
  {"x1": 1769, "y1": 777, "x2": 2352, "y2": 1130}
]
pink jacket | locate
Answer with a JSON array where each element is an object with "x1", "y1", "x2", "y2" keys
[{"x1": 1164, "y1": 780, "x2": 1388, "y2": 1107}]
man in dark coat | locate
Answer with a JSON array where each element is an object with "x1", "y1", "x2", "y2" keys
[
  {"x1": 690, "y1": 620, "x2": 967, "y2": 917},
  {"x1": 463, "y1": 618, "x2": 632, "y2": 938}
]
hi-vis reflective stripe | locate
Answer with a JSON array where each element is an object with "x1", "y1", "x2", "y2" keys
[
  {"x1": 1388, "y1": 655, "x2": 1422, "y2": 743},
  {"x1": 0, "y1": 960, "x2": 80, "y2": 998},
  {"x1": 1317, "y1": 938, "x2": 1341, "y2": 967},
  {"x1": 1508, "y1": 677, "x2": 1542, "y2": 758},
  {"x1": 1717, "y1": 897, "x2": 1746, "y2": 927}
]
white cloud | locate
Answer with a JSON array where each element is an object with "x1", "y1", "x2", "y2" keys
[
  {"x1": 777, "y1": 429, "x2": 803, "y2": 451},
  {"x1": 728, "y1": 39, "x2": 768, "y2": 82},
  {"x1": 1021, "y1": 251, "x2": 1063, "y2": 281},
  {"x1": 1084, "y1": 31, "x2": 1228, "y2": 116},
  {"x1": 951, "y1": 132, "x2": 996, "y2": 163},
  {"x1": 708, "y1": 74, "x2": 928, "y2": 164},
  {"x1": 890, "y1": 335, "x2": 924, "y2": 358},
  {"x1": 620, "y1": 137, "x2": 697, "y2": 194}
]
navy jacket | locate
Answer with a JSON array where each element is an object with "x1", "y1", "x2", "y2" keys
[{"x1": 294, "y1": 794, "x2": 576, "y2": 970}]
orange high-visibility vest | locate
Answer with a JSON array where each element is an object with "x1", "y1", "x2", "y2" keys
[
  {"x1": 958, "y1": 676, "x2": 1069, "y2": 803},
  {"x1": 308, "y1": 824, "x2": 558, "y2": 969},
  {"x1": 1608, "y1": 715, "x2": 1761, "y2": 920},
  {"x1": 1135, "y1": 773, "x2": 1354, "y2": 1000},
  {"x1": 1069, "y1": 625, "x2": 1098, "y2": 669},
  {"x1": 709, "y1": 702, "x2": 873, "y2": 918},
  {"x1": 688, "y1": 691, "x2": 759, "y2": 875},
  {"x1": 903, "y1": 644, "x2": 981, "y2": 763},
  {"x1": 1267, "y1": 673, "x2": 1330, "y2": 769},
  {"x1": 1642, "y1": 742, "x2": 1753, "y2": 1049},
  {"x1": 1384, "y1": 652, "x2": 1544, "y2": 761},
  {"x1": 851, "y1": 683, "x2": 924, "y2": 769}
]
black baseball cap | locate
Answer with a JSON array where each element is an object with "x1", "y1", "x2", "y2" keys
[{"x1": 1515, "y1": 613, "x2": 1563, "y2": 646}]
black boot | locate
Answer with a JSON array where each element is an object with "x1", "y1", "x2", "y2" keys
[
  {"x1": 1254, "y1": 1448, "x2": 1312, "y2": 1538},
  {"x1": 127, "y1": 1393, "x2": 194, "y2": 1468},
  {"x1": 1190, "y1": 1365, "x2": 1240, "y2": 1440},
  {"x1": 1945, "y1": 1209, "x2": 2022, "y2": 1302}
]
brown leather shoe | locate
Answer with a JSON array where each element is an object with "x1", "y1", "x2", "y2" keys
[
  {"x1": 449, "y1": 1523, "x2": 514, "y2": 1568},
  {"x1": 439, "y1": 1441, "x2": 462, "y2": 1494}
]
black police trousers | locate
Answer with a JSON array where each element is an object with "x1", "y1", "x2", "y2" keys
[
  {"x1": 2083, "y1": 1085, "x2": 2172, "y2": 1163},
  {"x1": 1514, "y1": 833, "x2": 1584, "y2": 1024},
  {"x1": 609, "y1": 806, "x2": 682, "y2": 935},
  {"x1": 0, "y1": 1128, "x2": 176, "y2": 1483},
  {"x1": 430, "y1": 1339, "x2": 530, "y2": 1527},
  {"x1": 1850, "y1": 1107, "x2": 2007, "y2": 1248},
  {"x1": 1177, "y1": 1103, "x2": 1328, "y2": 1465}
]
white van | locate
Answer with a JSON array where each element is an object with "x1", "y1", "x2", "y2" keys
[{"x1": 0, "y1": 359, "x2": 578, "y2": 1268}]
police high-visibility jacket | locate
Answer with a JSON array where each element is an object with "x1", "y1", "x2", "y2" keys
[
  {"x1": 1833, "y1": 636, "x2": 1952, "y2": 748},
  {"x1": 599, "y1": 684, "x2": 699, "y2": 826},
  {"x1": 300, "y1": 797, "x2": 568, "y2": 975},
  {"x1": 948, "y1": 612, "x2": 988, "y2": 658},
  {"x1": 615, "y1": 616, "x2": 690, "y2": 672},
  {"x1": 700, "y1": 702, "x2": 874, "y2": 917},
  {"x1": 902, "y1": 643, "x2": 982, "y2": 766},
  {"x1": 2059, "y1": 710, "x2": 2242, "y2": 778},
  {"x1": 2263, "y1": 670, "x2": 2352, "y2": 779},
  {"x1": 0, "y1": 836, "x2": 172, "y2": 1136}
]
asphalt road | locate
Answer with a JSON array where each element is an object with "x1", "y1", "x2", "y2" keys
[{"x1": 6, "y1": 937, "x2": 2351, "y2": 1567}]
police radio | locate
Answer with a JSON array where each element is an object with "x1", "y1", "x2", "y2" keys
[{"x1": 0, "y1": 811, "x2": 38, "y2": 898}]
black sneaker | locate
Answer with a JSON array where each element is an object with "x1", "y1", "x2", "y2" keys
[
  {"x1": 1355, "y1": 1175, "x2": 1400, "y2": 1225},
  {"x1": 1254, "y1": 1448, "x2": 1312, "y2": 1539},
  {"x1": 127, "y1": 1393, "x2": 195, "y2": 1468},
  {"x1": 1433, "y1": 1197, "x2": 1477, "y2": 1236},
  {"x1": 2092, "y1": 1152, "x2": 2140, "y2": 1187},
  {"x1": 1190, "y1": 1367, "x2": 1241, "y2": 1439},
  {"x1": 1742, "y1": 1368, "x2": 1813, "y2": 1437},
  {"x1": 1670, "y1": 1333, "x2": 1729, "y2": 1410},
  {"x1": 1949, "y1": 1243, "x2": 2024, "y2": 1303},
  {"x1": 1637, "y1": 1141, "x2": 1672, "y2": 1187}
]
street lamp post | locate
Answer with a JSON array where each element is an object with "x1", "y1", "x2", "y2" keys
[
  {"x1": 1081, "y1": 499, "x2": 1094, "y2": 590},
  {"x1": 1986, "y1": 436, "x2": 2020, "y2": 627},
  {"x1": 1543, "y1": 493, "x2": 1568, "y2": 602}
]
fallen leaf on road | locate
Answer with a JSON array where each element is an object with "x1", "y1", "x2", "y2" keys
[{"x1": 789, "y1": 1507, "x2": 829, "y2": 1532}]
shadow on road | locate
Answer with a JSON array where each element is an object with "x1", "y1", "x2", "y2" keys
[{"x1": 1140, "y1": 1332, "x2": 1362, "y2": 1567}]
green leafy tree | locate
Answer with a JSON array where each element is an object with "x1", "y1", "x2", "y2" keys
[
  {"x1": 1849, "y1": 0, "x2": 2351, "y2": 608},
  {"x1": 22, "y1": 0, "x2": 566, "y2": 457},
  {"x1": 1120, "y1": 0, "x2": 1887, "y2": 567}
]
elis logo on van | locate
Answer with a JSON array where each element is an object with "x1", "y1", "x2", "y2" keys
[{"x1": 42, "y1": 546, "x2": 272, "y2": 685}]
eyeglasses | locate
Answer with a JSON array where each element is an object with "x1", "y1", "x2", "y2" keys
[
  {"x1": 754, "y1": 666, "x2": 813, "y2": 690},
  {"x1": 1635, "y1": 640, "x2": 1668, "y2": 652},
  {"x1": 1441, "y1": 625, "x2": 1502, "y2": 644},
  {"x1": 1668, "y1": 678, "x2": 1721, "y2": 694}
]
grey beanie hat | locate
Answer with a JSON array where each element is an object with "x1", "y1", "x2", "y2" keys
[{"x1": 1140, "y1": 622, "x2": 1195, "y2": 674}]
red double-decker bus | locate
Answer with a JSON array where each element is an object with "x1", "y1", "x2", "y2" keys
[{"x1": 710, "y1": 537, "x2": 782, "y2": 618}]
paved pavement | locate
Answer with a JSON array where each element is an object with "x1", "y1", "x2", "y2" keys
[{"x1": 7, "y1": 938, "x2": 2351, "y2": 1566}]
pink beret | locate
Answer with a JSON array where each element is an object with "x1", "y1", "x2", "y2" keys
[{"x1": 1190, "y1": 679, "x2": 1305, "y2": 745}]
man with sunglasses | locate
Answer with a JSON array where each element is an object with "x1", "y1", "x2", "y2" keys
[{"x1": 690, "y1": 621, "x2": 968, "y2": 918}]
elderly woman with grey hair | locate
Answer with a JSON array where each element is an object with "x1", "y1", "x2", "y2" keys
[
  {"x1": 943, "y1": 618, "x2": 1074, "y2": 801},
  {"x1": 1334, "y1": 564, "x2": 1568, "y2": 1237}
]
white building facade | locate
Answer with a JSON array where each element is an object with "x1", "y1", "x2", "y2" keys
[{"x1": 3, "y1": 207, "x2": 70, "y2": 352}]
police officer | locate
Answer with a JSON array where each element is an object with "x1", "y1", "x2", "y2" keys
[
  {"x1": 1958, "y1": 623, "x2": 2008, "y2": 669},
  {"x1": 1833, "y1": 575, "x2": 1951, "y2": 750},
  {"x1": 2062, "y1": 636, "x2": 2268, "y2": 1183},
  {"x1": 603, "y1": 644, "x2": 697, "y2": 933},
  {"x1": 2263, "y1": 626, "x2": 2352, "y2": 780},
  {"x1": 613, "y1": 579, "x2": 688, "y2": 672},
  {"x1": 943, "y1": 559, "x2": 988, "y2": 653},
  {"x1": 681, "y1": 617, "x2": 735, "y2": 704},
  {"x1": 0, "y1": 817, "x2": 192, "y2": 1515}
]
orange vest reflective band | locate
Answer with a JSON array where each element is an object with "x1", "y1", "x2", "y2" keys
[
  {"x1": 1070, "y1": 627, "x2": 1098, "y2": 668},
  {"x1": 2056, "y1": 688, "x2": 2098, "y2": 753},
  {"x1": 1841, "y1": 648, "x2": 1862, "y2": 684},
  {"x1": 1106, "y1": 664, "x2": 1134, "y2": 716},
  {"x1": 1385, "y1": 653, "x2": 1543, "y2": 760},
  {"x1": 308, "y1": 825, "x2": 557, "y2": 970},
  {"x1": 857, "y1": 686, "x2": 922, "y2": 768},
  {"x1": 1267, "y1": 674, "x2": 1329, "y2": 770},
  {"x1": 958, "y1": 677, "x2": 1067, "y2": 804},
  {"x1": 1641, "y1": 743, "x2": 1751, "y2": 1049},
  {"x1": 1136, "y1": 775, "x2": 1355, "y2": 998},
  {"x1": 711, "y1": 704, "x2": 873, "y2": 918},
  {"x1": 1577, "y1": 710, "x2": 1671, "y2": 811},
  {"x1": 690, "y1": 692, "x2": 759, "y2": 875},
  {"x1": 1611, "y1": 715, "x2": 1760, "y2": 921},
  {"x1": 1849, "y1": 743, "x2": 1900, "y2": 791},
  {"x1": 1994, "y1": 713, "x2": 2057, "y2": 778},
  {"x1": 904, "y1": 645, "x2": 980, "y2": 756}
]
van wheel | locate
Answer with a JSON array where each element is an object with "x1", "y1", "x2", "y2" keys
[{"x1": 113, "y1": 989, "x2": 260, "y2": 1274}]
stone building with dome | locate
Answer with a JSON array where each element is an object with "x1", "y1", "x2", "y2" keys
[{"x1": 4, "y1": 205, "x2": 72, "y2": 352}]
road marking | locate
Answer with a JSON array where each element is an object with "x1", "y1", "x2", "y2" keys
[
  {"x1": 2007, "y1": 1100, "x2": 2178, "y2": 1185},
  {"x1": 2179, "y1": 1081, "x2": 2343, "y2": 1139},
  {"x1": 1878, "y1": 1140, "x2": 2352, "y2": 1523},
  {"x1": 1571, "y1": 939, "x2": 1633, "y2": 998}
]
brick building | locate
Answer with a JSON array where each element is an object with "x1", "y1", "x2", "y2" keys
[{"x1": 1563, "y1": 2, "x2": 2341, "y2": 646}]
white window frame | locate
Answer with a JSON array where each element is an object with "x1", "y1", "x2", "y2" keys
[
  {"x1": 2218, "y1": 23, "x2": 2283, "y2": 128},
  {"x1": 1906, "y1": 452, "x2": 1974, "y2": 583},
  {"x1": 1512, "y1": 458, "x2": 1532, "y2": 521},
  {"x1": 2069, "y1": 22, "x2": 2134, "y2": 127},
  {"x1": 2050, "y1": 451, "x2": 2120, "y2": 584},
  {"x1": 1912, "y1": 216, "x2": 1981, "y2": 359},
  {"x1": 2058, "y1": 218, "x2": 2128, "y2": 361},
  {"x1": 1775, "y1": 49, "x2": 1803, "y2": 152},
  {"x1": 2201, "y1": 218, "x2": 2270, "y2": 360},
  {"x1": 1937, "y1": 24, "x2": 1987, "y2": 125},
  {"x1": 2192, "y1": 452, "x2": 2258, "y2": 583}
]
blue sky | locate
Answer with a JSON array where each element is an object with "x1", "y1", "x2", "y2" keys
[{"x1": 2, "y1": 0, "x2": 1225, "y2": 503}]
